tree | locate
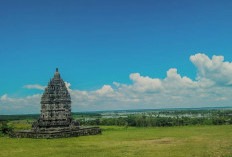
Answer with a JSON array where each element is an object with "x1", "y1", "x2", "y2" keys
[{"x1": 0, "y1": 121, "x2": 14, "y2": 134}]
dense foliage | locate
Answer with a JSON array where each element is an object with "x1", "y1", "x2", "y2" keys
[
  {"x1": 80, "y1": 115, "x2": 232, "y2": 127},
  {"x1": 0, "y1": 115, "x2": 39, "y2": 121},
  {"x1": 0, "y1": 121, "x2": 14, "y2": 135},
  {"x1": 1, "y1": 109, "x2": 232, "y2": 128}
]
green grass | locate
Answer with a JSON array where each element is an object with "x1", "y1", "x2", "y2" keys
[{"x1": 0, "y1": 125, "x2": 232, "y2": 157}]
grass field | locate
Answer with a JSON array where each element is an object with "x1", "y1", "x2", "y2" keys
[{"x1": 0, "y1": 125, "x2": 232, "y2": 157}]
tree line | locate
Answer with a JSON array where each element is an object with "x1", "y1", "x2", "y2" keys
[{"x1": 79, "y1": 115, "x2": 232, "y2": 127}]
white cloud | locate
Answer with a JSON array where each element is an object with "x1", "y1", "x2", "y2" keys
[
  {"x1": 190, "y1": 53, "x2": 232, "y2": 86},
  {"x1": 0, "y1": 94, "x2": 8, "y2": 101},
  {"x1": 95, "y1": 85, "x2": 114, "y2": 95},
  {"x1": 0, "y1": 94, "x2": 41, "y2": 114},
  {"x1": 24, "y1": 84, "x2": 46, "y2": 90},
  {"x1": 129, "y1": 73, "x2": 163, "y2": 93},
  {"x1": 113, "y1": 82, "x2": 120, "y2": 87},
  {"x1": 1, "y1": 53, "x2": 232, "y2": 114},
  {"x1": 163, "y1": 68, "x2": 198, "y2": 89},
  {"x1": 64, "y1": 82, "x2": 72, "y2": 91}
]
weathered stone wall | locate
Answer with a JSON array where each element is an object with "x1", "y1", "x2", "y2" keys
[
  {"x1": 37, "y1": 68, "x2": 73, "y2": 130},
  {"x1": 9, "y1": 127, "x2": 101, "y2": 139}
]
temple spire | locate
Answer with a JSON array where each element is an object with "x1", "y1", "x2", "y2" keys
[{"x1": 54, "y1": 68, "x2": 60, "y2": 79}]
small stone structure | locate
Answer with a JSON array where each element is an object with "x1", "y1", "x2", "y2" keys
[{"x1": 10, "y1": 68, "x2": 101, "y2": 138}]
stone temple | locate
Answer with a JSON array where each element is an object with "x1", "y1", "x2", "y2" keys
[{"x1": 10, "y1": 68, "x2": 101, "y2": 138}]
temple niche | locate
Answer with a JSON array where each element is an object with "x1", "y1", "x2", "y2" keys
[{"x1": 10, "y1": 68, "x2": 101, "y2": 138}]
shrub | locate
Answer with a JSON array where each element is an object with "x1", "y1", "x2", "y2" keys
[{"x1": 0, "y1": 121, "x2": 14, "y2": 134}]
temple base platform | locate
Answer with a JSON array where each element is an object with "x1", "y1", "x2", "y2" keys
[{"x1": 9, "y1": 127, "x2": 101, "y2": 139}]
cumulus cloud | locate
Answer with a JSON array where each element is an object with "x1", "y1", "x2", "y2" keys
[
  {"x1": 24, "y1": 84, "x2": 46, "y2": 90},
  {"x1": 95, "y1": 85, "x2": 114, "y2": 95},
  {"x1": 190, "y1": 53, "x2": 232, "y2": 86},
  {"x1": 163, "y1": 68, "x2": 198, "y2": 89},
  {"x1": 129, "y1": 73, "x2": 163, "y2": 93},
  {"x1": 0, "y1": 94, "x2": 41, "y2": 114},
  {"x1": 64, "y1": 82, "x2": 72, "y2": 91},
  {"x1": 0, "y1": 94, "x2": 8, "y2": 101},
  {"x1": 1, "y1": 53, "x2": 232, "y2": 114},
  {"x1": 113, "y1": 82, "x2": 120, "y2": 87}
]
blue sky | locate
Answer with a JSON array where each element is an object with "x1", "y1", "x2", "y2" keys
[{"x1": 1, "y1": 0, "x2": 232, "y2": 114}]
